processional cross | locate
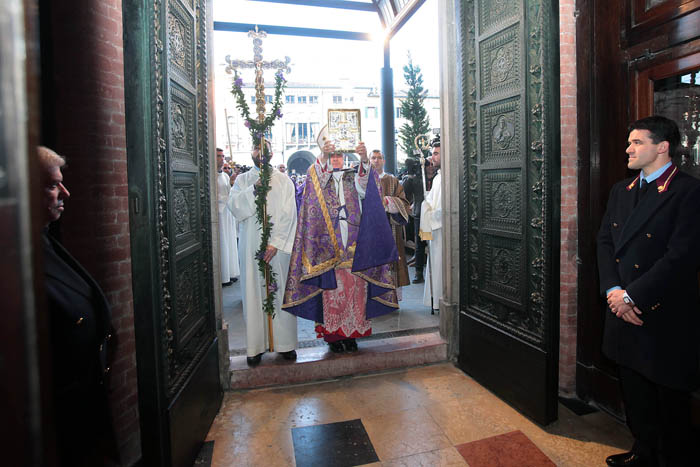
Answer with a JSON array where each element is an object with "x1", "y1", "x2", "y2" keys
[
  {"x1": 224, "y1": 26, "x2": 291, "y2": 352},
  {"x1": 414, "y1": 134, "x2": 435, "y2": 314},
  {"x1": 225, "y1": 26, "x2": 291, "y2": 125}
]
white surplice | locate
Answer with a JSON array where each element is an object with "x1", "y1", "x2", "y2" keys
[
  {"x1": 218, "y1": 172, "x2": 240, "y2": 282},
  {"x1": 420, "y1": 170, "x2": 442, "y2": 311},
  {"x1": 228, "y1": 167, "x2": 298, "y2": 356}
]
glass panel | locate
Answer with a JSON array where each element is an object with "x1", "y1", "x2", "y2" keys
[
  {"x1": 646, "y1": 0, "x2": 668, "y2": 11},
  {"x1": 213, "y1": 30, "x2": 383, "y2": 163},
  {"x1": 654, "y1": 68, "x2": 700, "y2": 178},
  {"x1": 214, "y1": 0, "x2": 382, "y2": 35}
]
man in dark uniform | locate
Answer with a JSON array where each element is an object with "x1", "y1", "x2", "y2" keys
[
  {"x1": 401, "y1": 157, "x2": 427, "y2": 283},
  {"x1": 597, "y1": 116, "x2": 700, "y2": 467},
  {"x1": 39, "y1": 146, "x2": 117, "y2": 466}
]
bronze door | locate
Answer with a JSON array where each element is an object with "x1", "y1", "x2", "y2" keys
[
  {"x1": 458, "y1": 0, "x2": 560, "y2": 425},
  {"x1": 123, "y1": 0, "x2": 222, "y2": 466}
]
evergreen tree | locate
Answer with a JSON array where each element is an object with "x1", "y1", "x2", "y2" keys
[{"x1": 398, "y1": 52, "x2": 430, "y2": 165}]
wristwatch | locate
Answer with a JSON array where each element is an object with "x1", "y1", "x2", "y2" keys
[{"x1": 622, "y1": 292, "x2": 633, "y2": 305}]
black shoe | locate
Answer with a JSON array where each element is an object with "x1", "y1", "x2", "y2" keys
[
  {"x1": 412, "y1": 274, "x2": 424, "y2": 284},
  {"x1": 222, "y1": 281, "x2": 233, "y2": 287},
  {"x1": 231, "y1": 277, "x2": 239, "y2": 283},
  {"x1": 246, "y1": 353, "x2": 263, "y2": 366},
  {"x1": 605, "y1": 452, "x2": 647, "y2": 466},
  {"x1": 343, "y1": 339, "x2": 358, "y2": 352},
  {"x1": 328, "y1": 341, "x2": 345, "y2": 353},
  {"x1": 281, "y1": 350, "x2": 297, "y2": 360}
]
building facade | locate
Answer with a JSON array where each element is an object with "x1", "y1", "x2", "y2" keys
[{"x1": 214, "y1": 77, "x2": 441, "y2": 171}]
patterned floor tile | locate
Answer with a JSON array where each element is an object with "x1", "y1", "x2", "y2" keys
[
  {"x1": 292, "y1": 419, "x2": 379, "y2": 467},
  {"x1": 455, "y1": 430, "x2": 555, "y2": 467}
]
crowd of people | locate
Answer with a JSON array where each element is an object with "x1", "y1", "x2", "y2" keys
[{"x1": 215, "y1": 132, "x2": 443, "y2": 364}]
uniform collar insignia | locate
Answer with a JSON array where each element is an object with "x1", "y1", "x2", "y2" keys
[
  {"x1": 653, "y1": 164, "x2": 678, "y2": 193},
  {"x1": 626, "y1": 175, "x2": 640, "y2": 191},
  {"x1": 625, "y1": 164, "x2": 678, "y2": 193}
]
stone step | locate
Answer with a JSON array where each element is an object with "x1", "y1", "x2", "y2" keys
[{"x1": 229, "y1": 331, "x2": 447, "y2": 390}]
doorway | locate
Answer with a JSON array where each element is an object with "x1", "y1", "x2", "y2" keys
[{"x1": 213, "y1": 0, "x2": 443, "y2": 359}]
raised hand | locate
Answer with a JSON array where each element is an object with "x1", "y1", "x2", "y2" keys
[{"x1": 356, "y1": 141, "x2": 368, "y2": 163}]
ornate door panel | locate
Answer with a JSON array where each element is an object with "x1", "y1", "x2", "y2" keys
[
  {"x1": 458, "y1": 0, "x2": 559, "y2": 425},
  {"x1": 123, "y1": 0, "x2": 222, "y2": 466}
]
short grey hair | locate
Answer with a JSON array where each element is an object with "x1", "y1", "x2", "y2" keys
[{"x1": 37, "y1": 146, "x2": 66, "y2": 171}]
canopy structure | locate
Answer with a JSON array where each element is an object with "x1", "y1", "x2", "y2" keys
[
  {"x1": 214, "y1": 0, "x2": 430, "y2": 175},
  {"x1": 214, "y1": 0, "x2": 427, "y2": 41}
]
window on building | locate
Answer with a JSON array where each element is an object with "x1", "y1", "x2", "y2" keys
[
  {"x1": 286, "y1": 123, "x2": 296, "y2": 144},
  {"x1": 266, "y1": 95, "x2": 273, "y2": 104},
  {"x1": 309, "y1": 96, "x2": 318, "y2": 104},
  {"x1": 365, "y1": 106, "x2": 378, "y2": 119},
  {"x1": 333, "y1": 95, "x2": 342, "y2": 104},
  {"x1": 250, "y1": 95, "x2": 256, "y2": 104},
  {"x1": 348, "y1": 96, "x2": 354, "y2": 103},
  {"x1": 310, "y1": 122, "x2": 320, "y2": 142},
  {"x1": 285, "y1": 95, "x2": 295, "y2": 104},
  {"x1": 298, "y1": 96, "x2": 307, "y2": 104},
  {"x1": 298, "y1": 122, "x2": 308, "y2": 143},
  {"x1": 396, "y1": 107, "x2": 402, "y2": 118}
]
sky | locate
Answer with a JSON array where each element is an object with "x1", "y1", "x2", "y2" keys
[{"x1": 212, "y1": 0, "x2": 440, "y2": 94}]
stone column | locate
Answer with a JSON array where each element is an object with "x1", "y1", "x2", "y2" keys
[{"x1": 437, "y1": 0, "x2": 463, "y2": 358}]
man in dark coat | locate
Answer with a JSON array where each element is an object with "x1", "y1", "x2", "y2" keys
[
  {"x1": 597, "y1": 116, "x2": 700, "y2": 467},
  {"x1": 401, "y1": 157, "x2": 427, "y2": 283},
  {"x1": 39, "y1": 146, "x2": 117, "y2": 466}
]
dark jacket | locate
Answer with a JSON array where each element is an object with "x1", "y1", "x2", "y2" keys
[
  {"x1": 401, "y1": 174, "x2": 424, "y2": 217},
  {"x1": 597, "y1": 167, "x2": 700, "y2": 390},
  {"x1": 43, "y1": 231, "x2": 117, "y2": 465}
]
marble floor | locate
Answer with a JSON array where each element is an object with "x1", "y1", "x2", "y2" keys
[
  {"x1": 203, "y1": 363, "x2": 633, "y2": 466},
  {"x1": 222, "y1": 274, "x2": 439, "y2": 354}
]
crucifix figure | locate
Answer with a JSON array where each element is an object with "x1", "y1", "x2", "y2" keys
[{"x1": 225, "y1": 26, "x2": 291, "y2": 124}]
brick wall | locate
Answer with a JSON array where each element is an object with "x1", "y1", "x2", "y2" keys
[
  {"x1": 48, "y1": 1, "x2": 140, "y2": 464},
  {"x1": 559, "y1": 0, "x2": 578, "y2": 395}
]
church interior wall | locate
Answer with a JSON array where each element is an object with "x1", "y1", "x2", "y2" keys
[{"x1": 42, "y1": 0, "x2": 141, "y2": 464}]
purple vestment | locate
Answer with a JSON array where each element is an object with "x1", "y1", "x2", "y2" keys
[
  {"x1": 282, "y1": 163, "x2": 399, "y2": 323},
  {"x1": 295, "y1": 180, "x2": 305, "y2": 213}
]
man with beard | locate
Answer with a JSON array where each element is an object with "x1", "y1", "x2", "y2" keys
[
  {"x1": 420, "y1": 137, "x2": 442, "y2": 313},
  {"x1": 228, "y1": 142, "x2": 298, "y2": 366}
]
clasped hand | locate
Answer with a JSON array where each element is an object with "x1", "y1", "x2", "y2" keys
[
  {"x1": 263, "y1": 245, "x2": 277, "y2": 263},
  {"x1": 606, "y1": 289, "x2": 644, "y2": 326}
]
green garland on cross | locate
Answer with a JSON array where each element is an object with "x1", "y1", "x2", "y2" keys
[{"x1": 230, "y1": 69, "x2": 287, "y2": 318}]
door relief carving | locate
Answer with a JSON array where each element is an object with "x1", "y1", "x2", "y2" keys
[{"x1": 461, "y1": 0, "x2": 555, "y2": 347}]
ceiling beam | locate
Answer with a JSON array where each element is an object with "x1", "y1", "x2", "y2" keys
[
  {"x1": 247, "y1": 0, "x2": 379, "y2": 12},
  {"x1": 213, "y1": 22, "x2": 373, "y2": 41},
  {"x1": 385, "y1": 0, "x2": 426, "y2": 40}
]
